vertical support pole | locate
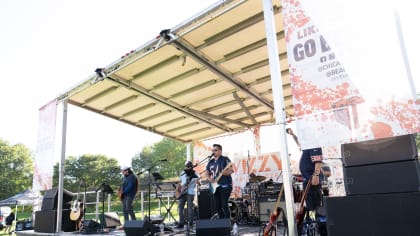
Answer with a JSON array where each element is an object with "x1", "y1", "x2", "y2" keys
[
  {"x1": 262, "y1": 0, "x2": 297, "y2": 235},
  {"x1": 141, "y1": 191, "x2": 144, "y2": 219},
  {"x1": 56, "y1": 100, "x2": 68, "y2": 233},
  {"x1": 186, "y1": 143, "x2": 191, "y2": 162}
]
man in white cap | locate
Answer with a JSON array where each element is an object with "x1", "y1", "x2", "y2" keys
[{"x1": 120, "y1": 165, "x2": 138, "y2": 221}]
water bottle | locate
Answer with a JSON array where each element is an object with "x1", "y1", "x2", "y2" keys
[{"x1": 232, "y1": 223, "x2": 238, "y2": 235}]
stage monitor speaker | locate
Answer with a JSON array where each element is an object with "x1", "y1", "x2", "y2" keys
[
  {"x1": 100, "y1": 212, "x2": 121, "y2": 228},
  {"x1": 41, "y1": 187, "x2": 74, "y2": 210},
  {"x1": 124, "y1": 220, "x2": 155, "y2": 236},
  {"x1": 325, "y1": 192, "x2": 420, "y2": 236},
  {"x1": 34, "y1": 209, "x2": 75, "y2": 233},
  {"x1": 83, "y1": 220, "x2": 101, "y2": 234},
  {"x1": 258, "y1": 195, "x2": 286, "y2": 222},
  {"x1": 198, "y1": 189, "x2": 216, "y2": 219},
  {"x1": 196, "y1": 218, "x2": 231, "y2": 236},
  {"x1": 344, "y1": 159, "x2": 420, "y2": 195},
  {"x1": 342, "y1": 134, "x2": 417, "y2": 167}
]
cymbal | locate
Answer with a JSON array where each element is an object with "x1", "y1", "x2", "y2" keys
[{"x1": 249, "y1": 175, "x2": 266, "y2": 182}]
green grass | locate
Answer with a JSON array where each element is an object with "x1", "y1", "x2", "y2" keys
[{"x1": 0, "y1": 197, "x2": 180, "y2": 235}]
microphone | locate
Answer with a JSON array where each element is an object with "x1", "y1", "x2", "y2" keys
[
  {"x1": 159, "y1": 159, "x2": 168, "y2": 162},
  {"x1": 207, "y1": 153, "x2": 214, "y2": 158}
]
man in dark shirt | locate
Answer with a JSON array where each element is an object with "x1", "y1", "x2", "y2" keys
[
  {"x1": 299, "y1": 148, "x2": 323, "y2": 211},
  {"x1": 120, "y1": 166, "x2": 138, "y2": 221},
  {"x1": 205, "y1": 144, "x2": 234, "y2": 219}
]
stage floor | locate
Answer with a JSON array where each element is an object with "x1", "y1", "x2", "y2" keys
[{"x1": 16, "y1": 223, "x2": 288, "y2": 236}]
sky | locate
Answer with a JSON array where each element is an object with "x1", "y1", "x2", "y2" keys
[{"x1": 0, "y1": 0, "x2": 419, "y2": 167}]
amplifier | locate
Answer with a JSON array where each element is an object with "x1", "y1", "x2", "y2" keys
[
  {"x1": 198, "y1": 189, "x2": 215, "y2": 219},
  {"x1": 344, "y1": 159, "x2": 420, "y2": 195},
  {"x1": 258, "y1": 195, "x2": 286, "y2": 222},
  {"x1": 326, "y1": 192, "x2": 420, "y2": 236},
  {"x1": 342, "y1": 134, "x2": 417, "y2": 167},
  {"x1": 259, "y1": 182, "x2": 283, "y2": 195}
]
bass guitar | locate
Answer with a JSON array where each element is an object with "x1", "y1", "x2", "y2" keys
[
  {"x1": 210, "y1": 162, "x2": 233, "y2": 194},
  {"x1": 296, "y1": 178, "x2": 312, "y2": 227},
  {"x1": 263, "y1": 184, "x2": 285, "y2": 236}
]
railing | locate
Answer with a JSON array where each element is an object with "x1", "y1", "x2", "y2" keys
[{"x1": 81, "y1": 190, "x2": 177, "y2": 223}]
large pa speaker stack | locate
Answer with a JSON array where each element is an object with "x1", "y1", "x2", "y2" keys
[
  {"x1": 326, "y1": 134, "x2": 419, "y2": 236},
  {"x1": 33, "y1": 209, "x2": 75, "y2": 233},
  {"x1": 35, "y1": 187, "x2": 75, "y2": 233}
]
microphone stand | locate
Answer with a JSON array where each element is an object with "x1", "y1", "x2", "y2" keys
[{"x1": 140, "y1": 160, "x2": 166, "y2": 224}]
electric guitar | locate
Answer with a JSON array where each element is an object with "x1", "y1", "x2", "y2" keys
[
  {"x1": 296, "y1": 178, "x2": 312, "y2": 226},
  {"x1": 70, "y1": 183, "x2": 84, "y2": 221},
  {"x1": 263, "y1": 184, "x2": 285, "y2": 236},
  {"x1": 210, "y1": 162, "x2": 233, "y2": 194}
]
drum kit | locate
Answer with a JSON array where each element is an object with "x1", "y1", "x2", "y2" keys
[{"x1": 229, "y1": 174, "x2": 268, "y2": 225}]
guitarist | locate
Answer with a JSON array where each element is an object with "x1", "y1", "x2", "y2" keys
[
  {"x1": 205, "y1": 144, "x2": 234, "y2": 219},
  {"x1": 176, "y1": 161, "x2": 199, "y2": 229},
  {"x1": 120, "y1": 165, "x2": 139, "y2": 221},
  {"x1": 287, "y1": 129, "x2": 324, "y2": 235}
]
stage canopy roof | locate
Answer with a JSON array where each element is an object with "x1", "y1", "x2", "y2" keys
[{"x1": 57, "y1": 0, "x2": 292, "y2": 143}]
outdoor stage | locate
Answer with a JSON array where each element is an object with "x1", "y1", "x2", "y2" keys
[{"x1": 16, "y1": 223, "x2": 287, "y2": 236}]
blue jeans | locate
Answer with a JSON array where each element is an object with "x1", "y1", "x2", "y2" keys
[
  {"x1": 178, "y1": 194, "x2": 194, "y2": 225},
  {"x1": 122, "y1": 195, "x2": 136, "y2": 221}
]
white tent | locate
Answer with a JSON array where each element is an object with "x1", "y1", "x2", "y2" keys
[{"x1": 0, "y1": 189, "x2": 42, "y2": 222}]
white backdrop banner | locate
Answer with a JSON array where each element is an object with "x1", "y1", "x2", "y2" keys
[
  {"x1": 32, "y1": 100, "x2": 57, "y2": 192},
  {"x1": 282, "y1": 0, "x2": 420, "y2": 149}
]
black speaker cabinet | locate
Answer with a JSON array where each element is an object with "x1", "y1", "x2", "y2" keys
[
  {"x1": 124, "y1": 220, "x2": 155, "y2": 236},
  {"x1": 198, "y1": 189, "x2": 216, "y2": 219},
  {"x1": 258, "y1": 195, "x2": 286, "y2": 222},
  {"x1": 34, "y1": 209, "x2": 75, "y2": 233},
  {"x1": 342, "y1": 134, "x2": 417, "y2": 167},
  {"x1": 326, "y1": 192, "x2": 420, "y2": 236},
  {"x1": 344, "y1": 159, "x2": 420, "y2": 195},
  {"x1": 41, "y1": 187, "x2": 74, "y2": 210},
  {"x1": 100, "y1": 212, "x2": 121, "y2": 228},
  {"x1": 196, "y1": 218, "x2": 231, "y2": 236}
]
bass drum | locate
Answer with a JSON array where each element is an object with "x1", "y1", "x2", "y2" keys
[{"x1": 228, "y1": 200, "x2": 238, "y2": 220}]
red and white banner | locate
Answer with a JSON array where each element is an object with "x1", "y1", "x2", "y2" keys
[
  {"x1": 33, "y1": 100, "x2": 57, "y2": 192},
  {"x1": 282, "y1": 0, "x2": 420, "y2": 149},
  {"x1": 193, "y1": 140, "x2": 284, "y2": 198}
]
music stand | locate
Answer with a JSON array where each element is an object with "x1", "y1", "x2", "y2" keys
[
  {"x1": 98, "y1": 183, "x2": 113, "y2": 231},
  {"x1": 152, "y1": 172, "x2": 164, "y2": 181}
]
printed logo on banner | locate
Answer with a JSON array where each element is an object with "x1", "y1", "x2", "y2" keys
[{"x1": 282, "y1": 0, "x2": 420, "y2": 149}]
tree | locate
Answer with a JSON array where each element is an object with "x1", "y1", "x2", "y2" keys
[
  {"x1": 53, "y1": 154, "x2": 121, "y2": 193},
  {"x1": 132, "y1": 137, "x2": 188, "y2": 183},
  {"x1": 0, "y1": 139, "x2": 33, "y2": 200}
]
